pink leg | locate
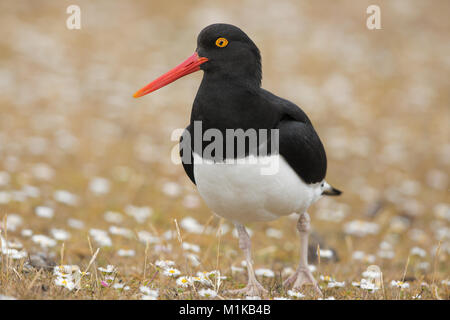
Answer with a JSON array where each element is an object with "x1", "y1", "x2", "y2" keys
[
  {"x1": 283, "y1": 212, "x2": 322, "y2": 296},
  {"x1": 227, "y1": 224, "x2": 268, "y2": 297}
]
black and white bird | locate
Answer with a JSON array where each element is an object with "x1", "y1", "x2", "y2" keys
[{"x1": 134, "y1": 24, "x2": 341, "y2": 297}]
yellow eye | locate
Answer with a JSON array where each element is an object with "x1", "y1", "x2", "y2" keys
[{"x1": 215, "y1": 37, "x2": 228, "y2": 48}]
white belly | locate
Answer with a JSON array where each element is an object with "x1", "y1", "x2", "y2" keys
[{"x1": 193, "y1": 153, "x2": 323, "y2": 223}]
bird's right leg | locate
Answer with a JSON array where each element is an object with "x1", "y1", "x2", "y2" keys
[
  {"x1": 227, "y1": 223, "x2": 268, "y2": 297},
  {"x1": 283, "y1": 212, "x2": 322, "y2": 296}
]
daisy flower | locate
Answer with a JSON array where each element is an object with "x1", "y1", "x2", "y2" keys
[
  {"x1": 140, "y1": 286, "x2": 159, "y2": 299},
  {"x1": 287, "y1": 290, "x2": 305, "y2": 298},
  {"x1": 319, "y1": 275, "x2": 334, "y2": 282},
  {"x1": 255, "y1": 268, "x2": 275, "y2": 278},
  {"x1": 54, "y1": 277, "x2": 75, "y2": 291},
  {"x1": 98, "y1": 265, "x2": 116, "y2": 273},
  {"x1": 198, "y1": 288, "x2": 217, "y2": 298},
  {"x1": 31, "y1": 234, "x2": 56, "y2": 248},
  {"x1": 155, "y1": 260, "x2": 176, "y2": 268},
  {"x1": 390, "y1": 280, "x2": 410, "y2": 289},
  {"x1": 117, "y1": 249, "x2": 135, "y2": 257},
  {"x1": 182, "y1": 242, "x2": 201, "y2": 253},
  {"x1": 35, "y1": 206, "x2": 54, "y2": 219},
  {"x1": 112, "y1": 283, "x2": 130, "y2": 290},
  {"x1": 328, "y1": 281, "x2": 346, "y2": 288},
  {"x1": 163, "y1": 268, "x2": 181, "y2": 277},
  {"x1": 176, "y1": 276, "x2": 193, "y2": 288}
]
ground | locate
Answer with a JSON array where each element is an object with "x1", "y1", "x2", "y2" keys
[{"x1": 0, "y1": 0, "x2": 449, "y2": 300}]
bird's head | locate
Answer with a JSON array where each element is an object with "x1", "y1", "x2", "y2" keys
[{"x1": 133, "y1": 23, "x2": 261, "y2": 98}]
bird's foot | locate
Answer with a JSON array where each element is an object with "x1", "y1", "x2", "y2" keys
[
  {"x1": 226, "y1": 280, "x2": 268, "y2": 297},
  {"x1": 283, "y1": 267, "x2": 322, "y2": 297}
]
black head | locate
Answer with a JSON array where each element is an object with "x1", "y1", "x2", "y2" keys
[
  {"x1": 196, "y1": 24, "x2": 262, "y2": 87},
  {"x1": 133, "y1": 24, "x2": 261, "y2": 98}
]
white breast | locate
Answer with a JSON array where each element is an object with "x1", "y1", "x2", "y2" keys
[{"x1": 193, "y1": 153, "x2": 323, "y2": 223}]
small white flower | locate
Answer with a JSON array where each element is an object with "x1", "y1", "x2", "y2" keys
[
  {"x1": 31, "y1": 234, "x2": 56, "y2": 248},
  {"x1": 192, "y1": 273, "x2": 213, "y2": 286},
  {"x1": 0, "y1": 171, "x2": 11, "y2": 186},
  {"x1": 319, "y1": 275, "x2": 334, "y2": 282},
  {"x1": 231, "y1": 266, "x2": 245, "y2": 274},
  {"x1": 266, "y1": 228, "x2": 283, "y2": 239},
  {"x1": 255, "y1": 268, "x2": 275, "y2": 278},
  {"x1": 287, "y1": 290, "x2": 305, "y2": 298},
  {"x1": 35, "y1": 206, "x2": 54, "y2": 219},
  {"x1": 112, "y1": 283, "x2": 129, "y2": 290},
  {"x1": 410, "y1": 246, "x2": 426, "y2": 257},
  {"x1": 176, "y1": 276, "x2": 193, "y2": 288},
  {"x1": 117, "y1": 249, "x2": 135, "y2": 257},
  {"x1": 319, "y1": 296, "x2": 335, "y2": 300},
  {"x1": 54, "y1": 277, "x2": 75, "y2": 290},
  {"x1": 185, "y1": 253, "x2": 201, "y2": 267},
  {"x1": 124, "y1": 205, "x2": 152, "y2": 223},
  {"x1": 104, "y1": 211, "x2": 123, "y2": 224},
  {"x1": 182, "y1": 242, "x2": 201, "y2": 253},
  {"x1": 67, "y1": 218, "x2": 84, "y2": 229},
  {"x1": 21, "y1": 229, "x2": 33, "y2": 237},
  {"x1": 343, "y1": 220, "x2": 380, "y2": 237},
  {"x1": 89, "y1": 228, "x2": 112, "y2": 247},
  {"x1": 50, "y1": 228, "x2": 71, "y2": 241},
  {"x1": 54, "y1": 190, "x2": 78, "y2": 206},
  {"x1": 198, "y1": 288, "x2": 217, "y2": 298},
  {"x1": 390, "y1": 280, "x2": 410, "y2": 289},
  {"x1": 182, "y1": 194, "x2": 200, "y2": 209},
  {"x1": 109, "y1": 226, "x2": 133, "y2": 238},
  {"x1": 245, "y1": 296, "x2": 261, "y2": 300},
  {"x1": 89, "y1": 177, "x2": 110, "y2": 195},
  {"x1": 3, "y1": 248, "x2": 27, "y2": 259},
  {"x1": 358, "y1": 279, "x2": 380, "y2": 292},
  {"x1": 155, "y1": 260, "x2": 176, "y2": 268},
  {"x1": 2, "y1": 214, "x2": 22, "y2": 231},
  {"x1": 163, "y1": 268, "x2": 181, "y2": 277},
  {"x1": 180, "y1": 217, "x2": 204, "y2": 234},
  {"x1": 162, "y1": 182, "x2": 182, "y2": 197},
  {"x1": 319, "y1": 249, "x2": 334, "y2": 259},
  {"x1": 137, "y1": 231, "x2": 160, "y2": 244},
  {"x1": 140, "y1": 286, "x2": 159, "y2": 299},
  {"x1": 98, "y1": 265, "x2": 116, "y2": 273},
  {"x1": 328, "y1": 281, "x2": 345, "y2": 288}
]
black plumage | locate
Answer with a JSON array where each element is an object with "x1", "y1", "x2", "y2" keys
[{"x1": 180, "y1": 24, "x2": 333, "y2": 188}]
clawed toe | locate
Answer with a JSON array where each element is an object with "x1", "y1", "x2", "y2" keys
[
  {"x1": 284, "y1": 268, "x2": 322, "y2": 297},
  {"x1": 226, "y1": 282, "x2": 268, "y2": 297}
]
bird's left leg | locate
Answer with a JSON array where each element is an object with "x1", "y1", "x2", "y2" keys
[
  {"x1": 283, "y1": 212, "x2": 322, "y2": 296},
  {"x1": 227, "y1": 223, "x2": 268, "y2": 297}
]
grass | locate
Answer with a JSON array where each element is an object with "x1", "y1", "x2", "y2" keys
[{"x1": 0, "y1": 0, "x2": 449, "y2": 300}]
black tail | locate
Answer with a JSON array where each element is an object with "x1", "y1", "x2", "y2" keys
[{"x1": 323, "y1": 186, "x2": 342, "y2": 196}]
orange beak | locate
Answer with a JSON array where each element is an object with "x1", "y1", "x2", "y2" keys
[{"x1": 133, "y1": 52, "x2": 208, "y2": 98}]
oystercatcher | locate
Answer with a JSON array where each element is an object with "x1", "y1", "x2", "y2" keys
[{"x1": 134, "y1": 24, "x2": 341, "y2": 297}]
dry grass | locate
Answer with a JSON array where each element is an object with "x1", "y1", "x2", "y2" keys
[{"x1": 0, "y1": 0, "x2": 449, "y2": 300}]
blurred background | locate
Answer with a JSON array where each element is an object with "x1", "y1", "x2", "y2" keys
[{"x1": 0, "y1": 0, "x2": 448, "y2": 298}]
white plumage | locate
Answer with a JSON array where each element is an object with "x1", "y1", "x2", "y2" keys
[{"x1": 193, "y1": 152, "x2": 325, "y2": 223}]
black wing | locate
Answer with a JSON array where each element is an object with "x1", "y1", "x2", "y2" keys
[
  {"x1": 261, "y1": 89, "x2": 327, "y2": 184},
  {"x1": 278, "y1": 119, "x2": 327, "y2": 184},
  {"x1": 179, "y1": 124, "x2": 196, "y2": 184}
]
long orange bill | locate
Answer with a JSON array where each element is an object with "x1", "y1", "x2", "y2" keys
[{"x1": 133, "y1": 52, "x2": 208, "y2": 98}]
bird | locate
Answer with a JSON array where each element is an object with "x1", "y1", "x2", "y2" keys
[{"x1": 133, "y1": 23, "x2": 341, "y2": 297}]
